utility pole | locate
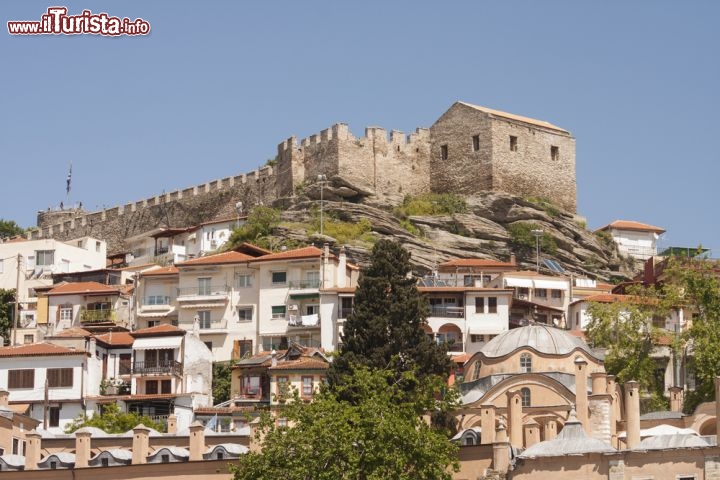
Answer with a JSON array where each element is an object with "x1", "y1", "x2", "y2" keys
[
  {"x1": 13, "y1": 253, "x2": 22, "y2": 346},
  {"x1": 531, "y1": 230, "x2": 543, "y2": 273}
]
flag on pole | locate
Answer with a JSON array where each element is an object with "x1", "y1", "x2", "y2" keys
[{"x1": 66, "y1": 163, "x2": 72, "y2": 195}]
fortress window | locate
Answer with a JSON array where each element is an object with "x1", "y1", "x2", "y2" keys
[
  {"x1": 509, "y1": 136, "x2": 518, "y2": 152},
  {"x1": 440, "y1": 144, "x2": 448, "y2": 160},
  {"x1": 551, "y1": 145, "x2": 560, "y2": 161},
  {"x1": 472, "y1": 135, "x2": 480, "y2": 152}
]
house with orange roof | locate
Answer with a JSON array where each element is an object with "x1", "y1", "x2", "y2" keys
[
  {"x1": 435, "y1": 255, "x2": 519, "y2": 287},
  {"x1": 0, "y1": 236, "x2": 107, "y2": 345},
  {"x1": 44, "y1": 281, "x2": 132, "y2": 334},
  {"x1": 488, "y1": 271, "x2": 571, "y2": 328},
  {"x1": 596, "y1": 220, "x2": 666, "y2": 260},
  {"x1": 134, "y1": 266, "x2": 180, "y2": 330}
]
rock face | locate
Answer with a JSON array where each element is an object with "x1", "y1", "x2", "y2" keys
[{"x1": 272, "y1": 192, "x2": 629, "y2": 281}]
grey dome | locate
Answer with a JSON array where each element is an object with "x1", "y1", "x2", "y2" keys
[
  {"x1": 480, "y1": 325, "x2": 599, "y2": 359},
  {"x1": 519, "y1": 420, "x2": 616, "y2": 458}
]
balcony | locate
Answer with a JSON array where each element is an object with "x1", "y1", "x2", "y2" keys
[
  {"x1": 288, "y1": 313, "x2": 319, "y2": 327},
  {"x1": 428, "y1": 305, "x2": 464, "y2": 319},
  {"x1": 132, "y1": 360, "x2": 183, "y2": 376},
  {"x1": 288, "y1": 279, "x2": 321, "y2": 290},
  {"x1": 80, "y1": 308, "x2": 117, "y2": 323},
  {"x1": 177, "y1": 285, "x2": 229, "y2": 299},
  {"x1": 142, "y1": 295, "x2": 173, "y2": 306}
]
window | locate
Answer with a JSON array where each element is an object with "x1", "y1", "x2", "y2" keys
[
  {"x1": 509, "y1": 135, "x2": 518, "y2": 152},
  {"x1": 551, "y1": 145, "x2": 559, "y2": 161},
  {"x1": 60, "y1": 306, "x2": 73, "y2": 321},
  {"x1": 520, "y1": 353, "x2": 532, "y2": 373},
  {"x1": 161, "y1": 379, "x2": 172, "y2": 394},
  {"x1": 35, "y1": 250, "x2": 55, "y2": 266},
  {"x1": 521, "y1": 387, "x2": 531, "y2": 407},
  {"x1": 234, "y1": 339, "x2": 253, "y2": 360},
  {"x1": 146, "y1": 380, "x2": 159, "y2": 394},
  {"x1": 271, "y1": 271, "x2": 287, "y2": 285},
  {"x1": 23, "y1": 334, "x2": 34, "y2": 344},
  {"x1": 49, "y1": 406, "x2": 60, "y2": 427},
  {"x1": 340, "y1": 297, "x2": 354, "y2": 318},
  {"x1": 575, "y1": 311, "x2": 580, "y2": 327},
  {"x1": 551, "y1": 289, "x2": 562, "y2": 299},
  {"x1": 8, "y1": 369, "x2": 34, "y2": 389},
  {"x1": 237, "y1": 306, "x2": 253, "y2": 321},
  {"x1": 242, "y1": 375, "x2": 261, "y2": 396},
  {"x1": 535, "y1": 288, "x2": 547, "y2": 298},
  {"x1": 488, "y1": 297, "x2": 497, "y2": 314},
  {"x1": 197, "y1": 310, "x2": 211, "y2": 329},
  {"x1": 277, "y1": 376, "x2": 289, "y2": 400},
  {"x1": 216, "y1": 452, "x2": 224, "y2": 460},
  {"x1": 472, "y1": 361, "x2": 482, "y2": 380},
  {"x1": 198, "y1": 277, "x2": 211, "y2": 295},
  {"x1": 236, "y1": 273, "x2": 252, "y2": 288},
  {"x1": 47, "y1": 368, "x2": 73, "y2": 388},
  {"x1": 440, "y1": 144, "x2": 448, "y2": 160},
  {"x1": 271, "y1": 305, "x2": 286, "y2": 319},
  {"x1": 101, "y1": 458, "x2": 109, "y2": 467},
  {"x1": 475, "y1": 297, "x2": 484, "y2": 313},
  {"x1": 301, "y1": 376, "x2": 313, "y2": 397},
  {"x1": 148, "y1": 320, "x2": 159, "y2": 328},
  {"x1": 161, "y1": 454, "x2": 170, "y2": 463},
  {"x1": 96, "y1": 241, "x2": 101, "y2": 252},
  {"x1": 470, "y1": 334, "x2": 484, "y2": 343},
  {"x1": 472, "y1": 135, "x2": 480, "y2": 152}
]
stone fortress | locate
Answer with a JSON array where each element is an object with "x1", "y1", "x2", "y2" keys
[{"x1": 34, "y1": 101, "x2": 576, "y2": 252}]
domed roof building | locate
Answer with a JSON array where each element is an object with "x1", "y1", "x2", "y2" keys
[{"x1": 457, "y1": 325, "x2": 619, "y2": 449}]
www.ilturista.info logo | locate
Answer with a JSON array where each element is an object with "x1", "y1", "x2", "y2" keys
[{"x1": 8, "y1": 7, "x2": 150, "y2": 36}]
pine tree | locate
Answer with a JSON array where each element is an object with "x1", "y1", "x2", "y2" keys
[{"x1": 330, "y1": 239, "x2": 452, "y2": 385}]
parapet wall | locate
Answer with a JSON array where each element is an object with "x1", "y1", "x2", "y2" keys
[{"x1": 35, "y1": 167, "x2": 277, "y2": 253}]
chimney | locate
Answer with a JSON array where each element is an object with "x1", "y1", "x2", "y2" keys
[
  {"x1": 188, "y1": 421, "x2": 205, "y2": 461},
  {"x1": 492, "y1": 419, "x2": 510, "y2": 474},
  {"x1": 131, "y1": 424, "x2": 150, "y2": 464},
  {"x1": 24, "y1": 431, "x2": 42, "y2": 470},
  {"x1": 167, "y1": 414, "x2": 177, "y2": 434},
  {"x1": 0, "y1": 389, "x2": 8, "y2": 407},
  {"x1": 271, "y1": 349, "x2": 277, "y2": 368},
  {"x1": 543, "y1": 419, "x2": 557, "y2": 441},
  {"x1": 480, "y1": 404, "x2": 495, "y2": 444},
  {"x1": 88, "y1": 336, "x2": 97, "y2": 355},
  {"x1": 624, "y1": 381, "x2": 640, "y2": 449},
  {"x1": 75, "y1": 429, "x2": 92, "y2": 468},
  {"x1": 574, "y1": 357, "x2": 589, "y2": 431},
  {"x1": 337, "y1": 246, "x2": 347, "y2": 288},
  {"x1": 510, "y1": 253, "x2": 517, "y2": 265},
  {"x1": 591, "y1": 371, "x2": 608, "y2": 395},
  {"x1": 669, "y1": 386, "x2": 684, "y2": 413},
  {"x1": 322, "y1": 243, "x2": 331, "y2": 289},
  {"x1": 506, "y1": 390, "x2": 523, "y2": 448},
  {"x1": 523, "y1": 420, "x2": 540, "y2": 448}
]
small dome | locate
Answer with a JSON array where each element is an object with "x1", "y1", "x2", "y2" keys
[{"x1": 480, "y1": 325, "x2": 600, "y2": 359}]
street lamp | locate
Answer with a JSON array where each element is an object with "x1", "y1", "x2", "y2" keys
[
  {"x1": 531, "y1": 229, "x2": 544, "y2": 273},
  {"x1": 317, "y1": 174, "x2": 327, "y2": 237}
]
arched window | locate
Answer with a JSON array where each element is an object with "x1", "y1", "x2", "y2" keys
[
  {"x1": 521, "y1": 387, "x2": 531, "y2": 407},
  {"x1": 520, "y1": 353, "x2": 532, "y2": 373}
]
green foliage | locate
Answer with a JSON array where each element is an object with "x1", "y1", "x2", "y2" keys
[
  {"x1": 330, "y1": 240, "x2": 453, "y2": 386},
  {"x1": 314, "y1": 217, "x2": 374, "y2": 244},
  {"x1": 64, "y1": 403, "x2": 165, "y2": 434},
  {"x1": 525, "y1": 196, "x2": 560, "y2": 218},
  {"x1": 231, "y1": 367, "x2": 460, "y2": 480},
  {"x1": 0, "y1": 289, "x2": 16, "y2": 345},
  {"x1": 265, "y1": 156, "x2": 278, "y2": 167},
  {"x1": 227, "y1": 206, "x2": 281, "y2": 248},
  {"x1": 399, "y1": 219, "x2": 422, "y2": 236},
  {"x1": 595, "y1": 230, "x2": 615, "y2": 249},
  {"x1": 0, "y1": 219, "x2": 24, "y2": 239},
  {"x1": 507, "y1": 222, "x2": 558, "y2": 255},
  {"x1": 213, "y1": 362, "x2": 233, "y2": 404},
  {"x1": 394, "y1": 194, "x2": 467, "y2": 218}
]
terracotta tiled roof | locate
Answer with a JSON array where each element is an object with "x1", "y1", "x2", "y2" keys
[
  {"x1": 452, "y1": 353, "x2": 470, "y2": 364},
  {"x1": 572, "y1": 293, "x2": 657, "y2": 306},
  {"x1": 418, "y1": 286, "x2": 514, "y2": 293},
  {"x1": 458, "y1": 101, "x2": 569, "y2": 133},
  {"x1": 142, "y1": 266, "x2": 179, "y2": 276},
  {"x1": 0, "y1": 342, "x2": 87, "y2": 357},
  {"x1": 94, "y1": 331, "x2": 135, "y2": 346},
  {"x1": 117, "y1": 263, "x2": 159, "y2": 271},
  {"x1": 268, "y1": 357, "x2": 330, "y2": 370},
  {"x1": 321, "y1": 287, "x2": 357, "y2": 293},
  {"x1": 52, "y1": 327, "x2": 92, "y2": 338},
  {"x1": 131, "y1": 324, "x2": 186, "y2": 336},
  {"x1": 439, "y1": 258, "x2": 516, "y2": 268},
  {"x1": 47, "y1": 281, "x2": 121, "y2": 296},
  {"x1": 250, "y1": 246, "x2": 325, "y2": 262},
  {"x1": 177, "y1": 251, "x2": 255, "y2": 266},
  {"x1": 596, "y1": 220, "x2": 666, "y2": 234}
]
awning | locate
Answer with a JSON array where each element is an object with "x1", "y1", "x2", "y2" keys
[
  {"x1": 289, "y1": 293, "x2": 319, "y2": 300},
  {"x1": 533, "y1": 279, "x2": 569, "y2": 291},
  {"x1": 504, "y1": 278, "x2": 534, "y2": 288},
  {"x1": 138, "y1": 307, "x2": 176, "y2": 318},
  {"x1": 133, "y1": 336, "x2": 182, "y2": 350},
  {"x1": 180, "y1": 303, "x2": 225, "y2": 309}
]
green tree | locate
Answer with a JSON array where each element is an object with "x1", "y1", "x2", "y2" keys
[
  {"x1": 64, "y1": 403, "x2": 165, "y2": 433},
  {"x1": 227, "y1": 206, "x2": 281, "y2": 248},
  {"x1": 213, "y1": 362, "x2": 233, "y2": 404},
  {"x1": 0, "y1": 219, "x2": 24, "y2": 239},
  {"x1": 0, "y1": 289, "x2": 16, "y2": 345},
  {"x1": 329, "y1": 239, "x2": 453, "y2": 385},
  {"x1": 231, "y1": 366, "x2": 459, "y2": 480}
]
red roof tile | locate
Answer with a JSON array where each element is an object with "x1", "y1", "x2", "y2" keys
[
  {"x1": 52, "y1": 327, "x2": 92, "y2": 338},
  {"x1": 142, "y1": 266, "x2": 179, "y2": 276},
  {"x1": 268, "y1": 357, "x2": 330, "y2": 370},
  {"x1": 250, "y1": 246, "x2": 325, "y2": 262},
  {"x1": 177, "y1": 251, "x2": 255, "y2": 266},
  {"x1": 94, "y1": 331, "x2": 135, "y2": 346},
  {"x1": 131, "y1": 324, "x2": 186, "y2": 336},
  {"x1": 596, "y1": 220, "x2": 666, "y2": 234},
  {"x1": 47, "y1": 281, "x2": 121, "y2": 296},
  {"x1": 0, "y1": 342, "x2": 87, "y2": 357}
]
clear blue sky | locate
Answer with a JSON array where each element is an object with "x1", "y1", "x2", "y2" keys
[{"x1": 1, "y1": 1, "x2": 718, "y2": 252}]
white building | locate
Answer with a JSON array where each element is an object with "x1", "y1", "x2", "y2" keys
[
  {"x1": 184, "y1": 216, "x2": 245, "y2": 259},
  {"x1": 0, "y1": 236, "x2": 107, "y2": 344},
  {"x1": 595, "y1": 220, "x2": 666, "y2": 260},
  {"x1": 45, "y1": 281, "x2": 133, "y2": 335}
]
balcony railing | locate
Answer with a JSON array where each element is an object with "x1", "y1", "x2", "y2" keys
[
  {"x1": 142, "y1": 296, "x2": 173, "y2": 306},
  {"x1": 339, "y1": 307, "x2": 354, "y2": 318},
  {"x1": 177, "y1": 285, "x2": 229, "y2": 297},
  {"x1": 80, "y1": 308, "x2": 117, "y2": 323},
  {"x1": 288, "y1": 279, "x2": 321, "y2": 289},
  {"x1": 428, "y1": 305, "x2": 464, "y2": 318},
  {"x1": 288, "y1": 313, "x2": 319, "y2": 327},
  {"x1": 132, "y1": 360, "x2": 183, "y2": 376}
]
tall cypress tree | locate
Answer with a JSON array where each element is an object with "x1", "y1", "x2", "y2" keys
[{"x1": 330, "y1": 239, "x2": 453, "y2": 385}]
